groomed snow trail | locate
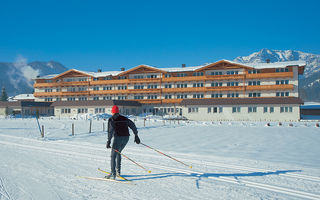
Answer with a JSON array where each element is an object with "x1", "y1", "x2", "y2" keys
[{"x1": 0, "y1": 132, "x2": 319, "y2": 200}]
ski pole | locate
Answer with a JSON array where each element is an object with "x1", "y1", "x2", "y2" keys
[
  {"x1": 140, "y1": 143, "x2": 192, "y2": 169},
  {"x1": 113, "y1": 149, "x2": 151, "y2": 173}
]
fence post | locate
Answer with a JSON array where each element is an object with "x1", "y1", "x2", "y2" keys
[
  {"x1": 72, "y1": 123, "x2": 74, "y2": 136},
  {"x1": 144, "y1": 118, "x2": 146, "y2": 127},
  {"x1": 103, "y1": 122, "x2": 105, "y2": 132},
  {"x1": 89, "y1": 120, "x2": 92, "y2": 133},
  {"x1": 41, "y1": 125, "x2": 44, "y2": 138}
]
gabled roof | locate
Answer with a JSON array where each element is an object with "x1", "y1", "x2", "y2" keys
[
  {"x1": 195, "y1": 60, "x2": 254, "y2": 72},
  {"x1": 118, "y1": 65, "x2": 167, "y2": 76}
]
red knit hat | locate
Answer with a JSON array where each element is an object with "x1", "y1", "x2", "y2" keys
[{"x1": 111, "y1": 105, "x2": 119, "y2": 114}]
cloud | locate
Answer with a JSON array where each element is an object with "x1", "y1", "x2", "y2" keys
[{"x1": 7, "y1": 55, "x2": 40, "y2": 89}]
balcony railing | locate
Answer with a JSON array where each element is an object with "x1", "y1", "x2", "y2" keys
[
  {"x1": 246, "y1": 72, "x2": 294, "y2": 79},
  {"x1": 245, "y1": 84, "x2": 294, "y2": 91}
]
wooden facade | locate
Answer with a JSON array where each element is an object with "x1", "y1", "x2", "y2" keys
[{"x1": 33, "y1": 60, "x2": 305, "y2": 106}]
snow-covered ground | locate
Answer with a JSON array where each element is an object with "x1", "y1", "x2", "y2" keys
[{"x1": 0, "y1": 116, "x2": 319, "y2": 200}]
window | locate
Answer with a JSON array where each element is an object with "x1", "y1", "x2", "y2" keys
[
  {"x1": 248, "y1": 69, "x2": 260, "y2": 74},
  {"x1": 93, "y1": 96, "x2": 99, "y2": 100},
  {"x1": 193, "y1": 83, "x2": 204, "y2": 87},
  {"x1": 67, "y1": 87, "x2": 76, "y2": 92},
  {"x1": 227, "y1": 82, "x2": 239, "y2": 86},
  {"x1": 193, "y1": 94, "x2": 204, "y2": 98},
  {"x1": 232, "y1": 107, "x2": 241, "y2": 113},
  {"x1": 212, "y1": 93, "x2": 223, "y2": 98},
  {"x1": 270, "y1": 107, "x2": 274, "y2": 113},
  {"x1": 103, "y1": 96, "x2": 112, "y2": 100},
  {"x1": 95, "y1": 108, "x2": 105, "y2": 114},
  {"x1": 276, "y1": 92, "x2": 289, "y2": 97},
  {"x1": 61, "y1": 108, "x2": 71, "y2": 114},
  {"x1": 226, "y1": 71, "x2": 239, "y2": 75},
  {"x1": 45, "y1": 89, "x2": 53, "y2": 92},
  {"x1": 211, "y1": 71, "x2": 223, "y2": 75},
  {"x1": 133, "y1": 75, "x2": 144, "y2": 79},
  {"x1": 103, "y1": 76, "x2": 112, "y2": 80},
  {"x1": 165, "y1": 95, "x2": 172, "y2": 99},
  {"x1": 177, "y1": 84, "x2": 187, "y2": 88},
  {"x1": 147, "y1": 85, "x2": 158, "y2": 89},
  {"x1": 118, "y1": 85, "x2": 127, "y2": 90},
  {"x1": 79, "y1": 87, "x2": 87, "y2": 91},
  {"x1": 118, "y1": 76, "x2": 127, "y2": 79},
  {"x1": 211, "y1": 82, "x2": 223, "y2": 87},
  {"x1": 165, "y1": 84, "x2": 172, "y2": 88},
  {"x1": 147, "y1": 74, "x2": 157, "y2": 78},
  {"x1": 177, "y1": 94, "x2": 188, "y2": 99},
  {"x1": 276, "y1": 80, "x2": 289, "y2": 85},
  {"x1": 177, "y1": 73, "x2": 187, "y2": 77},
  {"x1": 103, "y1": 86, "x2": 112, "y2": 90},
  {"x1": 93, "y1": 86, "x2": 99, "y2": 91},
  {"x1": 79, "y1": 97, "x2": 87, "y2": 101},
  {"x1": 249, "y1": 93, "x2": 261, "y2": 97},
  {"x1": 118, "y1": 96, "x2": 127, "y2": 100},
  {"x1": 134, "y1": 95, "x2": 144, "y2": 100},
  {"x1": 67, "y1": 97, "x2": 76, "y2": 101},
  {"x1": 248, "y1": 107, "x2": 257, "y2": 113},
  {"x1": 227, "y1": 93, "x2": 239, "y2": 98},
  {"x1": 280, "y1": 106, "x2": 293, "y2": 113},
  {"x1": 45, "y1": 98, "x2": 53, "y2": 102},
  {"x1": 264, "y1": 107, "x2": 268, "y2": 113},
  {"x1": 248, "y1": 81, "x2": 261, "y2": 86},
  {"x1": 78, "y1": 108, "x2": 88, "y2": 113},
  {"x1": 134, "y1": 85, "x2": 144, "y2": 89},
  {"x1": 276, "y1": 68, "x2": 289, "y2": 72},
  {"x1": 188, "y1": 107, "x2": 199, "y2": 113},
  {"x1": 147, "y1": 95, "x2": 157, "y2": 99},
  {"x1": 165, "y1": 74, "x2": 172, "y2": 78},
  {"x1": 193, "y1": 72, "x2": 204, "y2": 76}
]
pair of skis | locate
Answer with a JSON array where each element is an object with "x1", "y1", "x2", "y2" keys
[{"x1": 77, "y1": 168, "x2": 133, "y2": 184}]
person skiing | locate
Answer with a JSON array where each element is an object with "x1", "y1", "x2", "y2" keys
[{"x1": 105, "y1": 105, "x2": 140, "y2": 179}]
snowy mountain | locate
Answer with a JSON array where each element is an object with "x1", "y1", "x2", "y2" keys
[
  {"x1": 234, "y1": 49, "x2": 320, "y2": 102},
  {"x1": 0, "y1": 57, "x2": 67, "y2": 96},
  {"x1": 234, "y1": 48, "x2": 320, "y2": 78}
]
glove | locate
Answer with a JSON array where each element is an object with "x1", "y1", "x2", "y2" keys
[
  {"x1": 106, "y1": 141, "x2": 111, "y2": 149},
  {"x1": 134, "y1": 135, "x2": 141, "y2": 144}
]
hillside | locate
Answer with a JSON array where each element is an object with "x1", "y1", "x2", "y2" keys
[{"x1": 0, "y1": 58, "x2": 68, "y2": 96}]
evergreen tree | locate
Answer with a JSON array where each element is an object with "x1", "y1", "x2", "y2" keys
[{"x1": 1, "y1": 87, "x2": 8, "y2": 101}]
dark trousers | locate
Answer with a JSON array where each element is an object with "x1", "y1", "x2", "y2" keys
[{"x1": 110, "y1": 136, "x2": 129, "y2": 174}]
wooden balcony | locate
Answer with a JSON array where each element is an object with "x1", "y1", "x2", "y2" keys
[
  {"x1": 206, "y1": 86, "x2": 244, "y2": 92},
  {"x1": 161, "y1": 99, "x2": 184, "y2": 104},
  {"x1": 128, "y1": 78, "x2": 161, "y2": 83},
  {"x1": 245, "y1": 84, "x2": 294, "y2": 91},
  {"x1": 133, "y1": 99, "x2": 162, "y2": 104},
  {"x1": 89, "y1": 79, "x2": 129, "y2": 85},
  {"x1": 34, "y1": 91, "x2": 90, "y2": 97},
  {"x1": 34, "y1": 81, "x2": 89, "y2": 88},
  {"x1": 205, "y1": 74, "x2": 245, "y2": 81},
  {"x1": 127, "y1": 88, "x2": 161, "y2": 94},
  {"x1": 90, "y1": 90, "x2": 128, "y2": 95},
  {"x1": 246, "y1": 72, "x2": 293, "y2": 79}
]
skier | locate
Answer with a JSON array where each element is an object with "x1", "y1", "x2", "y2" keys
[{"x1": 105, "y1": 105, "x2": 140, "y2": 179}]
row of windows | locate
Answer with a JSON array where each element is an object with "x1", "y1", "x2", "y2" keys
[
  {"x1": 53, "y1": 91, "x2": 291, "y2": 102},
  {"x1": 43, "y1": 79, "x2": 291, "y2": 92},
  {"x1": 60, "y1": 108, "x2": 106, "y2": 114},
  {"x1": 188, "y1": 106, "x2": 293, "y2": 113}
]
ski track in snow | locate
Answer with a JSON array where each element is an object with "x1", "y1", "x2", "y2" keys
[{"x1": 0, "y1": 132, "x2": 320, "y2": 200}]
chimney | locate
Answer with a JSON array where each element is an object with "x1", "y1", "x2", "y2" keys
[
  {"x1": 182, "y1": 64, "x2": 186, "y2": 68},
  {"x1": 266, "y1": 59, "x2": 270, "y2": 63},
  {"x1": 121, "y1": 67, "x2": 125, "y2": 71},
  {"x1": 97, "y1": 69, "x2": 102, "y2": 72}
]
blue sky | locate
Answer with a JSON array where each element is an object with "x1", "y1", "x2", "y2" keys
[{"x1": 0, "y1": 0, "x2": 319, "y2": 71}]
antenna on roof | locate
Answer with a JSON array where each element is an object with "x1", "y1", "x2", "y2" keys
[
  {"x1": 182, "y1": 64, "x2": 186, "y2": 68},
  {"x1": 266, "y1": 59, "x2": 270, "y2": 63},
  {"x1": 98, "y1": 69, "x2": 102, "y2": 72},
  {"x1": 121, "y1": 67, "x2": 125, "y2": 71}
]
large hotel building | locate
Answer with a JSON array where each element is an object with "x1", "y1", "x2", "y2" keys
[{"x1": 33, "y1": 60, "x2": 305, "y2": 121}]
